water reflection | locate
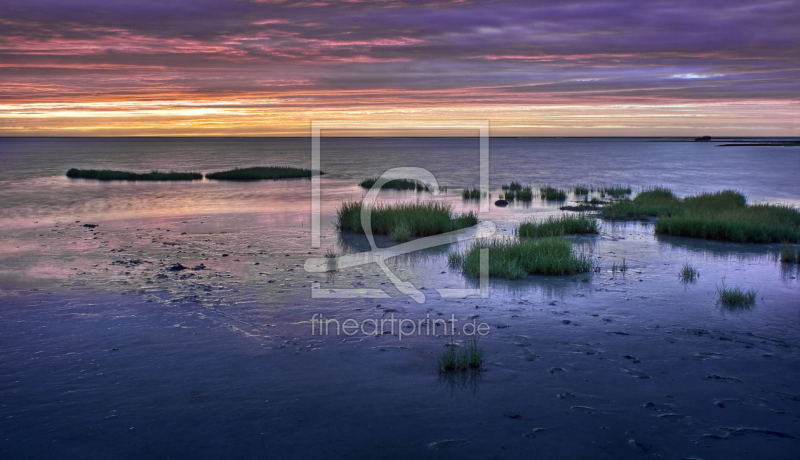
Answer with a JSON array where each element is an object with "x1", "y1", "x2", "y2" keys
[
  {"x1": 438, "y1": 368, "x2": 482, "y2": 394},
  {"x1": 657, "y1": 233, "x2": 781, "y2": 264}
]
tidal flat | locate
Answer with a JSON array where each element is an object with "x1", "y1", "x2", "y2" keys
[{"x1": 1, "y1": 137, "x2": 799, "y2": 459}]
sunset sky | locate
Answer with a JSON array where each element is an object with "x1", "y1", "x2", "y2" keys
[{"x1": 1, "y1": 0, "x2": 798, "y2": 136}]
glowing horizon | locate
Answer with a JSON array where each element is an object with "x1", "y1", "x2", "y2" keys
[{"x1": 1, "y1": 0, "x2": 798, "y2": 137}]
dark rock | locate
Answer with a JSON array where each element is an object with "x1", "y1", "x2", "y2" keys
[
  {"x1": 82, "y1": 224, "x2": 97, "y2": 228},
  {"x1": 193, "y1": 263, "x2": 206, "y2": 270},
  {"x1": 167, "y1": 263, "x2": 188, "y2": 271},
  {"x1": 494, "y1": 199, "x2": 508, "y2": 207}
]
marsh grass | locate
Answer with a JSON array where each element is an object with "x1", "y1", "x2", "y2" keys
[
  {"x1": 603, "y1": 189, "x2": 800, "y2": 243},
  {"x1": 389, "y1": 221, "x2": 412, "y2": 242},
  {"x1": 502, "y1": 182, "x2": 523, "y2": 192},
  {"x1": 66, "y1": 168, "x2": 202, "y2": 181},
  {"x1": 540, "y1": 186, "x2": 567, "y2": 201},
  {"x1": 780, "y1": 246, "x2": 799, "y2": 263},
  {"x1": 449, "y1": 237, "x2": 594, "y2": 279},
  {"x1": 205, "y1": 166, "x2": 317, "y2": 181},
  {"x1": 462, "y1": 187, "x2": 483, "y2": 199},
  {"x1": 518, "y1": 214, "x2": 599, "y2": 237},
  {"x1": 324, "y1": 248, "x2": 337, "y2": 259},
  {"x1": 574, "y1": 185, "x2": 590, "y2": 195},
  {"x1": 359, "y1": 177, "x2": 429, "y2": 191},
  {"x1": 679, "y1": 262, "x2": 699, "y2": 282},
  {"x1": 610, "y1": 258, "x2": 627, "y2": 273},
  {"x1": 336, "y1": 201, "x2": 477, "y2": 241},
  {"x1": 438, "y1": 336, "x2": 484, "y2": 372},
  {"x1": 716, "y1": 280, "x2": 757, "y2": 308},
  {"x1": 516, "y1": 187, "x2": 534, "y2": 201},
  {"x1": 603, "y1": 184, "x2": 632, "y2": 197}
]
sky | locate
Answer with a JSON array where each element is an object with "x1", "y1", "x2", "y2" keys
[{"x1": 0, "y1": 0, "x2": 798, "y2": 136}]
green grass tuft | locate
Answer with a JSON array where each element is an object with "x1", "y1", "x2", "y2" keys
[
  {"x1": 66, "y1": 168, "x2": 202, "y2": 181},
  {"x1": 603, "y1": 184, "x2": 632, "y2": 197},
  {"x1": 438, "y1": 336, "x2": 484, "y2": 372},
  {"x1": 540, "y1": 186, "x2": 567, "y2": 201},
  {"x1": 574, "y1": 185, "x2": 590, "y2": 195},
  {"x1": 336, "y1": 201, "x2": 477, "y2": 242},
  {"x1": 359, "y1": 177, "x2": 429, "y2": 191},
  {"x1": 205, "y1": 166, "x2": 317, "y2": 181},
  {"x1": 516, "y1": 187, "x2": 533, "y2": 201},
  {"x1": 716, "y1": 281, "x2": 757, "y2": 308},
  {"x1": 502, "y1": 182, "x2": 523, "y2": 192},
  {"x1": 448, "y1": 237, "x2": 594, "y2": 280},
  {"x1": 780, "y1": 246, "x2": 799, "y2": 263},
  {"x1": 462, "y1": 187, "x2": 483, "y2": 199},
  {"x1": 602, "y1": 189, "x2": 800, "y2": 244},
  {"x1": 679, "y1": 262, "x2": 698, "y2": 282},
  {"x1": 518, "y1": 214, "x2": 599, "y2": 237}
]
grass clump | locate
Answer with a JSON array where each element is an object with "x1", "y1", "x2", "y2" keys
[
  {"x1": 574, "y1": 185, "x2": 589, "y2": 195},
  {"x1": 540, "y1": 186, "x2": 567, "y2": 201},
  {"x1": 336, "y1": 201, "x2": 477, "y2": 242},
  {"x1": 603, "y1": 189, "x2": 800, "y2": 244},
  {"x1": 780, "y1": 246, "x2": 799, "y2": 263},
  {"x1": 449, "y1": 237, "x2": 594, "y2": 280},
  {"x1": 462, "y1": 187, "x2": 483, "y2": 199},
  {"x1": 518, "y1": 214, "x2": 599, "y2": 237},
  {"x1": 205, "y1": 166, "x2": 317, "y2": 181},
  {"x1": 438, "y1": 336, "x2": 484, "y2": 372},
  {"x1": 516, "y1": 187, "x2": 533, "y2": 201},
  {"x1": 610, "y1": 259, "x2": 627, "y2": 273},
  {"x1": 66, "y1": 168, "x2": 202, "y2": 181},
  {"x1": 359, "y1": 177, "x2": 428, "y2": 192},
  {"x1": 716, "y1": 280, "x2": 757, "y2": 308},
  {"x1": 603, "y1": 184, "x2": 632, "y2": 197},
  {"x1": 679, "y1": 262, "x2": 699, "y2": 282},
  {"x1": 502, "y1": 182, "x2": 531, "y2": 201}
]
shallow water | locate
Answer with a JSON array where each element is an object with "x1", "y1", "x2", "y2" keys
[{"x1": 1, "y1": 137, "x2": 799, "y2": 458}]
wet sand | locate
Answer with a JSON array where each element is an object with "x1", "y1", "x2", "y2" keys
[{"x1": 1, "y1": 203, "x2": 798, "y2": 459}]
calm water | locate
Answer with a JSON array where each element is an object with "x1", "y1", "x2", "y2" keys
[
  {"x1": 1, "y1": 137, "x2": 799, "y2": 459},
  {"x1": 1, "y1": 137, "x2": 799, "y2": 229}
]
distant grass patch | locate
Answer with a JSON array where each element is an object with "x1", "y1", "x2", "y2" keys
[
  {"x1": 359, "y1": 177, "x2": 428, "y2": 191},
  {"x1": 438, "y1": 336, "x2": 484, "y2": 372},
  {"x1": 449, "y1": 237, "x2": 594, "y2": 280},
  {"x1": 66, "y1": 168, "x2": 202, "y2": 181},
  {"x1": 336, "y1": 201, "x2": 477, "y2": 241},
  {"x1": 540, "y1": 186, "x2": 567, "y2": 201},
  {"x1": 502, "y1": 182, "x2": 523, "y2": 191},
  {"x1": 602, "y1": 184, "x2": 632, "y2": 197},
  {"x1": 518, "y1": 214, "x2": 599, "y2": 237},
  {"x1": 205, "y1": 166, "x2": 317, "y2": 181},
  {"x1": 462, "y1": 187, "x2": 483, "y2": 199},
  {"x1": 574, "y1": 185, "x2": 589, "y2": 195},
  {"x1": 780, "y1": 246, "x2": 799, "y2": 263},
  {"x1": 503, "y1": 186, "x2": 533, "y2": 201},
  {"x1": 716, "y1": 281, "x2": 757, "y2": 308},
  {"x1": 679, "y1": 262, "x2": 699, "y2": 282},
  {"x1": 603, "y1": 189, "x2": 800, "y2": 244},
  {"x1": 516, "y1": 187, "x2": 533, "y2": 201}
]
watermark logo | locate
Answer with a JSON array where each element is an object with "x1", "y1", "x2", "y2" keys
[
  {"x1": 304, "y1": 120, "x2": 493, "y2": 303},
  {"x1": 310, "y1": 313, "x2": 490, "y2": 340}
]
